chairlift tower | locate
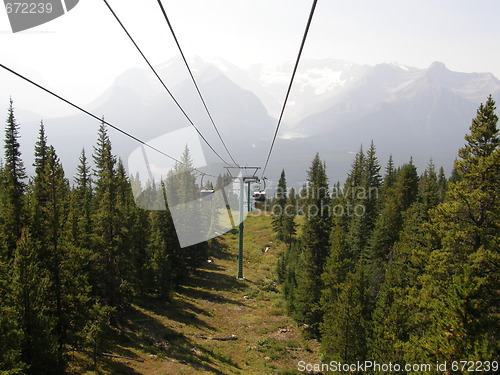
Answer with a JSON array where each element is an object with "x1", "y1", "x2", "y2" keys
[{"x1": 225, "y1": 166, "x2": 262, "y2": 279}]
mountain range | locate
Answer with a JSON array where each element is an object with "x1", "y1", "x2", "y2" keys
[{"x1": 14, "y1": 57, "x2": 500, "y2": 188}]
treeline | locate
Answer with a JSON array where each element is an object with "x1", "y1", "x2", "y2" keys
[
  {"x1": 0, "y1": 100, "x2": 212, "y2": 374},
  {"x1": 274, "y1": 96, "x2": 499, "y2": 370}
]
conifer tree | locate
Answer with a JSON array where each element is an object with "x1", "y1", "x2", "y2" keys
[
  {"x1": 164, "y1": 145, "x2": 206, "y2": 279},
  {"x1": 345, "y1": 142, "x2": 381, "y2": 257},
  {"x1": 302, "y1": 153, "x2": 331, "y2": 267},
  {"x1": 280, "y1": 239, "x2": 301, "y2": 313},
  {"x1": 91, "y1": 122, "x2": 122, "y2": 309},
  {"x1": 272, "y1": 169, "x2": 289, "y2": 241},
  {"x1": 115, "y1": 159, "x2": 149, "y2": 295},
  {"x1": 282, "y1": 187, "x2": 297, "y2": 248},
  {"x1": 361, "y1": 141, "x2": 382, "y2": 240},
  {"x1": 29, "y1": 142, "x2": 91, "y2": 368},
  {"x1": 33, "y1": 121, "x2": 48, "y2": 177},
  {"x1": 0, "y1": 257, "x2": 24, "y2": 373},
  {"x1": 146, "y1": 177, "x2": 186, "y2": 298},
  {"x1": 368, "y1": 162, "x2": 442, "y2": 365},
  {"x1": 320, "y1": 226, "x2": 351, "y2": 358},
  {"x1": 383, "y1": 154, "x2": 396, "y2": 189},
  {"x1": 12, "y1": 228, "x2": 57, "y2": 374},
  {"x1": 365, "y1": 161, "x2": 419, "y2": 303},
  {"x1": 437, "y1": 166, "x2": 447, "y2": 202},
  {"x1": 319, "y1": 144, "x2": 381, "y2": 353},
  {"x1": 70, "y1": 148, "x2": 93, "y2": 250},
  {"x1": 1, "y1": 99, "x2": 26, "y2": 258},
  {"x1": 290, "y1": 154, "x2": 331, "y2": 335},
  {"x1": 29, "y1": 123, "x2": 50, "y2": 247},
  {"x1": 408, "y1": 96, "x2": 499, "y2": 362},
  {"x1": 38, "y1": 146, "x2": 69, "y2": 361},
  {"x1": 321, "y1": 261, "x2": 367, "y2": 363}
]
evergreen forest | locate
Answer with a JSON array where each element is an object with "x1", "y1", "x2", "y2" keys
[
  {"x1": 0, "y1": 95, "x2": 498, "y2": 374},
  {"x1": 274, "y1": 95, "x2": 499, "y2": 372},
  {"x1": 0, "y1": 99, "x2": 215, "y2": 374}
]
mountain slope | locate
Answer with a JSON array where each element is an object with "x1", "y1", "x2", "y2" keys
[{"x1": 18, "y1": 58, "x2": 500, "y2": 185}]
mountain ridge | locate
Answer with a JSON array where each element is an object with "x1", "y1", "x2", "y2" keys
[{"x1": 15, "y1": 57, "x2": 500, "y2": 185}]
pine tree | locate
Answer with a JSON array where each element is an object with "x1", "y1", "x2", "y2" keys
[
  {"x1": 345, "y1": 142, "x2": 382, "y2": 258},
  {"x1": 383, "y1": 154, "x2": 396, "y2": 190},
  {"x1": 165, "y1": 146, "x2": 207, "y2": 277},
  {"x1": 361, "y1": 141, "x2": 382, "y2": 241},
  {"x1": 115, "y1": 159, "x2": 150, "y2": 295},
  {"x1": 29, "y1": 123, "x2": 50, "y2": 248},
  {"x1": 321, "y1": 261, "x2": 367, "y2": 363},
  {"x1": 319, "y1": 144, "x2": 382, "y2": 363},
  {"x1": 368, "y1": 163, "x2": 442, "y2": 365},
  {"x1": 40, "y1": 147, "x2": 69, "y2": 362},
  {"x1": 91, "y1": 122, "x2": 122, "y2": 309},
  {"x1": 331, "y1": 147, "x2": 363, "y2": 265},
  {"x1": 148, "y1": 213, "x2": 175, "y2": 299},
  {"x1": 282, "y1": 187, "x2": 297, "y2": 249},
  {"x1": 280, "y1": 239, "x2": 301, "y2": 314},
  {"x1": 1, "y1": 99, "x2": 26, "y2": 258},
  {"x1": 293, "y1": 240, "x2": 322, "y2": 334},
  {"x1": 302, "y1": 154, "x2": 331, "y2": 267},
  {"x1": 290, "y1": 154, "x2": 331, "y2": 335},
  {"x1": 33, "y1": 121, "x2": 48, "y2": 177},
  {"x1": 70, "y1": 148, "x2": 93, "y2": 250},
  {"x1": 365, "y1": 161, "x2": 419, "y2": 304},
  {"x1": 320, "y1": 226, "x2": 351, "y2": 357},
  {"x1": 28, "y1": 142, "x2": 90, "y2": 369},
  {"x1": 408, "y1": 96, "x2": 499, "y2": 362},
  {"x1": 272, "y1": 169, "x2": 289, "y2": 241},
  {"x1": 418, "y1": 160, "x2": 441, "y2": 211},
  {"x1": 437, "y1": 166, "x2": 447, "y2": 202},
  {"x1": 12, "y1": 228, "x2": 57, "y2": 374},
  {"x1": 0, "y1": 258, "x2": 24, "y2": 373}
]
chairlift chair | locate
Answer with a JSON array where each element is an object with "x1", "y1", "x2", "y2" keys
[
  {"x1": 200, "y1": 174, "x2": 215, "y2": 202},
  {"x1": 201, "y1": 189, "x2": 215, "y2": 201},
  {"x1": 252, "y1": 178, "x2": 267, "y2": 202}
]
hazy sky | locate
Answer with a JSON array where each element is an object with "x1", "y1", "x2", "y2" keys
[{"x1": 1, "y1": 0, "x2": 500, "y2": 118}]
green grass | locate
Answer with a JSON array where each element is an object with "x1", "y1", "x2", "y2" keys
[{"x1": 68, "y1": 213, "x2": 320, "y2": 374}]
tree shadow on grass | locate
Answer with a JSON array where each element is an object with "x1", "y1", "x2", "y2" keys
[
  {"x1": 189, "y1": 268, "x2": 249, "y2": 292},
  {"x1": 179, "y1": 284, "x2": 248, "y2": 308},
  {"x1": 102, "y1": 303, "x2": 232, "y2": 374},
  {"x1": 208, "y1": 237, "x2": 237, "y2": 261},
  {"x1": 88, "y1": 238, "x2": 249, "y2": 373},
  {"x1": 98, "y1": 359, "x2": 145, "y2": 374},
  {"x1": 136, "y1": 294, "x2": 216, "y2": 331},
  {"x1": 69, "y1": 352, "x2": 145, "y2": 374}
]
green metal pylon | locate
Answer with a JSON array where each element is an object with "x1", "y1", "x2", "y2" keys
[{"x1": 237, "y1": 175, "x2": 244, "y2": 279}]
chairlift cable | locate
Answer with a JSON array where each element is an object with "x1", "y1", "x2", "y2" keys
[
  {"x1": 155, "y1": 0, "x2": 240, "y2": 168},
  {"x1": 261, "y1": 0, "x2": 318, "y2": 179},
  {"x1": 0, "y1": 63, "x2": 217, "y2": 178},
  {"x1": 101, "y1": 0, "x2": 232, "y2": 168}
]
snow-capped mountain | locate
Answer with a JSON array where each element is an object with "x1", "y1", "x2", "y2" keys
[{"x1": 16, "y1": 56, "x2": 500, "y2": 185}]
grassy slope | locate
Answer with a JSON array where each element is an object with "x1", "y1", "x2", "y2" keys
[{"x1": 69, "y1": 213, "x2": 319, "y2": 374}]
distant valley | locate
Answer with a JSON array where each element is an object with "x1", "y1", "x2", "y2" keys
[{"x1": 12, "y1": 57, "x2": 500, "y2": 187}]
